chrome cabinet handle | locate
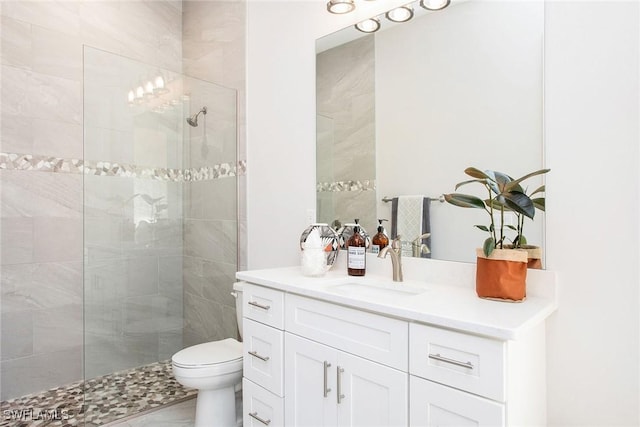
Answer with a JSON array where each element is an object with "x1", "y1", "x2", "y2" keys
[
  {"x1": 248, "y1": 350, "x2": 270, "y2": 362},
  {"x1": 337, "y1": 366, "x2": 345, "y2": 404},
  {"x1": 428, "y1": 353, "x2": 474, "y2": 369},
  {"x1": 323, "y1": 361, "x2": 332, "y2": 397},
  {"x1": 249, "y1": 412, "x2": 271, "y2": 425},
  {"x1": 248, "y1": 301, "x2": 271, "y2": 311}
]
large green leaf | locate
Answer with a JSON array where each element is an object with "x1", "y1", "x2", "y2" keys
[
  {"x1": 454, "y1": 179, "x2": 486, "y2": 191},
  {"x1": 444, "y1": 193, "x2": 486, "y2": 209},
  {"x1": 503, "y1": 192, "x2": 535, "y2": 219},
  {"x1": 483, "y1": 237, "x2": 496, "y2": 257},
  {"x1": 493, "y1": 171, "x2": 512, "y2": 193},
  {"x1": 503, "y1": 168, "x2": 550, "y2": 192},
  {"x1": 464, "y1": 167, "x2": 493, "y2": 180},
  {"x1": 531, "y1": 185, "x2": 545, "y2": 196},
  {"x1": 532, "y1": 197, "x2": 546, "y2": 211}
]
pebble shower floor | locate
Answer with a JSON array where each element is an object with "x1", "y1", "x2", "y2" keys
[{"x1": 0, "y1": 361, "x2": 196, "y2": 426}]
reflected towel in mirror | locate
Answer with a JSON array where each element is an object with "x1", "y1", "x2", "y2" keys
[{"x1": 391, "y1": 196, "x2": 431, "y2": 258}]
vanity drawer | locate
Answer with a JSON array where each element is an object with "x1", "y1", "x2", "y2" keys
[
  {"x1": 410, "y1": 375, "x2": 505, "y2": 426},
  {"x1": 285, "y1": 293, "x2": 408, "y2": 371},
  {"x1": 243, "y1": 318, "x2": 284, "y2": 396},
  {"x1": 243, "y1": 283, "x2": 285, "y2": 329},
  {"x1": 243, "y1": 378, "x2": 284, "y2": 427},
  {"x1": 409, "y1": 323, "x2": 505, "y2": 402}
]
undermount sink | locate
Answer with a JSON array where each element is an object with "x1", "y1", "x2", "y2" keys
[{"x1": 327, "y1": 281, "x2": 427, "y2": 299}]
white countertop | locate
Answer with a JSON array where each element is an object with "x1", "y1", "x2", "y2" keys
[{"x1": 236, "y1": 254, "x2": 558, "y2": 341}]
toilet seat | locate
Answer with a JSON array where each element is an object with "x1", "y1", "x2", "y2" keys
[{"x1": 172, "y1": 338, "x2": 243, "y2": 373}]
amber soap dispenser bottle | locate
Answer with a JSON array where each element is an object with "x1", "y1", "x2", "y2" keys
[
  {"x1": 347, "y1": 219, "x2": 366, "y2": 276},
  {"x1": 371, "y1": 219, "x2": 389, "y2": 254}
]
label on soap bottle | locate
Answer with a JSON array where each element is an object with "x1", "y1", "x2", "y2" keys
[
  {"x1": 348, "y1": 246, "x2": 366, "y2": 269},
  {"x1": 370, "y1": 244, "x2": 380, "y2": 255}
]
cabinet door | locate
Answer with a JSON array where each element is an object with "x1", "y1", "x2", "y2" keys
[
  {"x1": 410, "y1": 376, "x2": 504, "y2": 427},
  {"x1": 337, "y1": 351, "x2": 408, "y2": 427},
  {"x1": 285, "y1": 333, "x2": 337, "y2": 426}
]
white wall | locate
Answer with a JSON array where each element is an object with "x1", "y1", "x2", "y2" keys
[
  {"x1": 544, "y1": 2, "x2": 639, "y2": 425},
  {"x1": 246, "y1": 0, "x2": 640, "y2": 424}
]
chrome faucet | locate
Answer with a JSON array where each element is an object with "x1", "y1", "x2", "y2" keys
[
  {"x1": 411, "y1": 233, "x2": 431, "y2": 258},
  {"x1": 378, "y1": 237, "x2": 403, "y2": 282}
]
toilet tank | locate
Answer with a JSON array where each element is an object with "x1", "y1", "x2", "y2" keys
[{"x1": 232, "y1": 282, "x2": 245, "y2": 338}]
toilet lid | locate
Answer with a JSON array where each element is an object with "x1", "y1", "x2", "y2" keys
[{"x1": 172, "y1": 338, "x2": 242, "y2": 367}]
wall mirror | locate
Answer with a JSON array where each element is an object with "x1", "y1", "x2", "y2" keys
[{"x1": 316, "y1": 0, "x2": 545, "y2": 264}]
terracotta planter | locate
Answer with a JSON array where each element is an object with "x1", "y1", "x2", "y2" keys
[
  {"x1": 475, "y1": 248, "x2": 528, "y2": 302},
  {"x1": 522, "y1": 245, "x2": 543, "y2": 269},
  {"x1": 504, "y1": 244, "x2": 543, "y2": 269}
]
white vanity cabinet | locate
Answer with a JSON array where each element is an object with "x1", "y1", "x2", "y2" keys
[{"x1": 238, "y1": 267, "x2": 554, "y2": 427}]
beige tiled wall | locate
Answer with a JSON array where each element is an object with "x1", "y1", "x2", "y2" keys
[
  {"x1": 316, "y1": 36, "x2": 377, "y2": 231},
  {"x1": 1, "y1": 0, "x2": 246, "y2": 400},
  {"x1": 181, "y1": 0, "x2": 246, "y2": 346},
  {"x1": 0, "y1": 0, "x2": 183, "y2": 400}
]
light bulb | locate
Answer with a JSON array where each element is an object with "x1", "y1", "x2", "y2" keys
[
  {"x1": 420, "y1": 0, "x2": 450, "y2": 11},
  {"x1": 135, "y1": 86, "x2": 145, "y2": 104},
  {"x1": 153, "y1": 75, "x2": 169, "y2": 95},
  {"x1": 355, "y1": 17, "x2": 381, "y2": 33},
  {"x1": 386, "y1": 5, "x2": 413, "y2": 23},
  {"x1": 144, "y1": 80, "x2": 154, "y2": 98},
  {"x1": 327, "y1": 0, "x2": 355, "y2": 14}
]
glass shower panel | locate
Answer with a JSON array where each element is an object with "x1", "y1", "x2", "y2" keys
[
  {"x1": 83, "y1": 46, "x2": 238, "y2": 422},
  {"x1": 83, "y1": 47, "x2": 186, "y2": 378}
]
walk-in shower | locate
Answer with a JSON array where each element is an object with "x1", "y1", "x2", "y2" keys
[{"x1": 82, "y1": 46, "x2": 238, "y2": 424}]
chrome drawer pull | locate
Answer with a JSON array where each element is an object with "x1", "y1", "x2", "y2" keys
[
  {"x1": 428, "y1": 353, "x2": 474, "y2": 369},
  {"x1": 337, "y1": 366, "x2": 345, "y2": 404},
  {"x1": 249, "y1": 411, "x2": 271, "y2": 425},
  {"x1": 323, "y1": 361, "x2": 332, "y2": 397},
  {"x1": 248, "y1": 301, "x2": 271, "y2": 311},
  {"x1": 248, "y1": 350, "x2": 270, "y2": 362}
]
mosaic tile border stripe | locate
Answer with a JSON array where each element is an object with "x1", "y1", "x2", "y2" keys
[
  {"x1": 0, "y1": 152, "x2": 247, "y2": 182},
  {"x1": 317, "y1": 179, "x2": 376, "y2": 192},
  {"x1": 0, "y1": 360, "x2": 196, "y2": 427}
]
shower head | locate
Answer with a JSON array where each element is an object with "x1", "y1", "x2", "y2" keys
[{"x1": 186, "y1": 106, "x2": 207, "y2": 127}]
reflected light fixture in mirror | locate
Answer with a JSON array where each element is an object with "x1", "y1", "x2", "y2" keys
[
  {"x1": 386, "y1": 5, "x2": 414, "y2": 23},
  {"x1": 420, "y1": 0, "x2": 451, "y2": 11},
  {"x1": 355, "y1": 17, "x2": 381, "y2": 33},
  {"x1": 327, "y1": 0, "x2": 355, "y2": 14}
]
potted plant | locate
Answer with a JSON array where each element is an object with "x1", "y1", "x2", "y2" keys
[{"x1": 444, "y1": 167, "x2": 550, "y2": 301}]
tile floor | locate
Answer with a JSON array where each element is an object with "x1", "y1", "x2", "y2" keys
[{"x1": 0, "y1": 361, "x2": 196, "y2": 427}]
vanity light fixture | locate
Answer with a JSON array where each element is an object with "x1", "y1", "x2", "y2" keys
[
  {"x1": 327, "y1": 0, "x2": 355, "y2": 14},
  {"x1": 386, "y1": 5, "x2": 414, "y2": 23},
  {"x1": 420, "y1": 0, "x2": 450, "y2": 11},
  {"x1": 355, "y1": 17, "x2": 381, "y2": 33}
]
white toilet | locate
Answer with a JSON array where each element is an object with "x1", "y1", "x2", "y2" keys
[{"x1": 172, "y1": 282, "x2": 245, "y2": 427}]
